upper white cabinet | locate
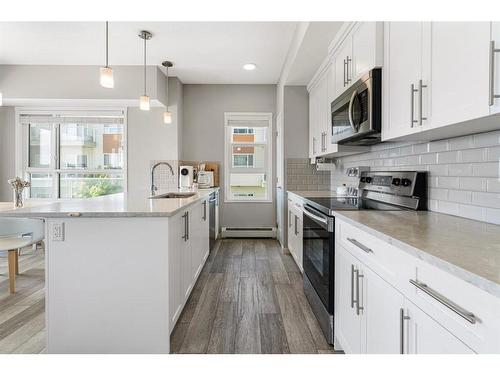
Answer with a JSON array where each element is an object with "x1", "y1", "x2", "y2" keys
[
  {"x1": 308, "y1": 22, "x2": 382, "y2": 159},
  {"x1": 490, "y1": 22, "x2": 500, "y2": 114},
  {"x1": 383, "y1": 22, "x2": 500, "y2": 142},
  {"x1": 383, "y1": 22, "x2": 429, "y2": 140}
]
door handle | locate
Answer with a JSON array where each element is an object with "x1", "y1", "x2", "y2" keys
[
  {"x1": 182, "y1": 212, "x2": 188, "y2": 241},
  {"x1": 343, "y1": 59, "x2": 347, "y2": 86},
  {"x1": 347, "y1": 238, "x2": 373, "y2": 254},
  {"x1": 355, "y1": 269, "x2": 364, "y2": 315},
  {"x1": 418, "y1": 79, "x2": 427, "y2": 125},
  {"x1": 346, "y1": 56, "x2": 352, "y2": 84},
  {"x1": 400, "y1": 308, "x2": 410, "y2": 354},
  {"x1": 409, "y1": 279, "x2": 477, "y2": 324},
  {"x1": 294, "y1": 215, "x2": 298, "y2": 235},
  {"x1": 348, "y1": 90, "x2": 358, "y2": 132},
  {"x1": 350, "y1": 265, "x2": 355, "y2": 308},
  {"x1": 186, "y1": 211, "x2": 189, "y2": 240},
  {"x1": 410, "y1": 84, "x2": 418, "y2": 128},
  {"x1": 203, "y1": 201, "x2": 207, "y2": 221},
  {"x1": 490, "y1": 41, "x2": 500, "y2": 106}
]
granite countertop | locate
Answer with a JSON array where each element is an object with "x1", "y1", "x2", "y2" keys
[
  {"x1": 0, "y1": 187, "x2": 220, "y2": 218},
  {"x1": 333, "y1": 210, "x2": 500, "y2": 298}
]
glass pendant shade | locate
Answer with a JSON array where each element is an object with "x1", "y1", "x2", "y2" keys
[
  {"x1": 163, "y1": 111, "x2": 172, "y2": 124},
  {"x1": 100, "y1": 66, "x2": 114, "y2": 88},
  {"x1": 140, "y1": 95, "x2": 150, "y2": 111}
]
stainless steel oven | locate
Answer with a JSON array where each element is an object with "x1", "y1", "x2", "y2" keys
[
  {"x1": 302, "y1": 204, "x2": 335, "y2": 344},
  {"x1": 331, "y1": 68, "x2": 382, "y2": 145}
]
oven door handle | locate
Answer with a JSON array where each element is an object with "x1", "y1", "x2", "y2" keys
[
  {"x1": 303, "y1": 205, "x2": 329, "y2": 226},
  {"x1": 348, "y1": 89, "x2": 358, "y2": 132}
]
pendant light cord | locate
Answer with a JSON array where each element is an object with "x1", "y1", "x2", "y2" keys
[
  {"x1": 105, "y1": 21, "x2": 109, "y2": 68},
  {"x1": 143, "y1": 35, "x2": 147, "y2": 95},
  {"x1": 166, "y1": 66, "x2": 169, "y2": 111}
]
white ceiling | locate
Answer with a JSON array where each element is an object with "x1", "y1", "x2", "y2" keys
[{"x1": 0, "y1": 22, "x2": 298, "y2": 84}]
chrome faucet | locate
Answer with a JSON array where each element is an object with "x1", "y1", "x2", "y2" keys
[{"x1": 150, "y1": 161, "x2": 175, "y2": 196}]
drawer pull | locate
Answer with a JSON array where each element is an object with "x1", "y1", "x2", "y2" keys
[
  {"x1": 347, "y1": 238, "x2": 373, "y2": 254},
  {"x1": 409, "y1": 279, "x2": 477, "y2": 324}
]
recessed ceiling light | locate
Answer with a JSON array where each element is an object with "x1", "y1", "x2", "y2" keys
[{"x1": 243, "y1": 63, "x2": 257, "y2": 71}]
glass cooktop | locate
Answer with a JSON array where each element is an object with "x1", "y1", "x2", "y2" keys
[{"x1": 304, "y1": 196, "x2": 404, "y2": 216}]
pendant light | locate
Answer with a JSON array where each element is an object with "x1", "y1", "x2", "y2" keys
[
  {"x1": 162, "y1": 61, "x2": 173, "y2": 124},
  {"x1": 99, "y1": 21, "x2": 114, "y2": 88},
  {"x1": 138, "y1": 30, "x2": 152, "y2": 111}
]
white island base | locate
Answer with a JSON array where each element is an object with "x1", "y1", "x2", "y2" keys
[{"x1": 39, "y1": 194, "x2": 211, "y2": 353}]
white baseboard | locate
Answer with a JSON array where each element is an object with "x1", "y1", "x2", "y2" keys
[{"x1": 221, "y1": 226, "x2": 276, "y2": 238}]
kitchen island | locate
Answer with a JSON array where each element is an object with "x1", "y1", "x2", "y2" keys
[{"x1": 0, "y1": 189, "x2": 218, "y2": 354}]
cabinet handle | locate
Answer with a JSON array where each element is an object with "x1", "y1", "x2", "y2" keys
[
  {"x1": 409, "y1": 279, "x2": 477, "y2": 324},
  {"x1": 312, "y1": 137, "x2": 316, "y2": 155},
  {"x1": 186, "y1": 211, "x2": 189, "y2": 240},
  {"x1": 202, "y1": 201, "x2": 207, "y2": 221},
  {"x1": 343, "y1": 59, "x2": 347, "y2": 86},
  {"x1": 289, "y1": 210, "x2": 292, "y2": 228},
  {"x1": 418, "y1": 79, "x2": 427, "y2": 125},
  {"x1": 350, "y1": 265, "x2": 355, "y2": 308},
  {"x1": 489, "y1": 41, "x2": 500, "y2": 106},
  {"x1": 410, "y1": 84, "x2": 418, "y2": 128},
  {"x1": 294, "y1": 215, "x2": 298, "y2": 235},
  {"x1": 346, "y1": 56, "x2": 352, "y2": 84},
  {"x1": 182, "y1": 212, "x2": 188, "y2": 241},
  {"x1": 347, "y1": 238, "x2": 373, "y2": 254},
  {"x1": 400, "y1": 308, "x2": 410, "y2": 354},
  {"x1": 355, "y1": 269, "x2": 363, "y2": 315}
]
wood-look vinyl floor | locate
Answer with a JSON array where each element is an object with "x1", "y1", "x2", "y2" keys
[
  {"x1": 172, "y1": 239, "x2": 339, "y2": 354},
  {"x1": 0, "y1": 239, "x2": 339, "y2": 354},
  {"x1": 0, "y1": 247, "x2": 46, "y2": 354}
]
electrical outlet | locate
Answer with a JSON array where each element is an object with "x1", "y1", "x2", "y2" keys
[{"x1": 51, "y1": 222, "x2": 65, "y2": 241}]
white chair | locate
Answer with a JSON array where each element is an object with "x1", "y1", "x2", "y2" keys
[{"x1": 0, "y1": 218, "x2": 45, "y2": 293}]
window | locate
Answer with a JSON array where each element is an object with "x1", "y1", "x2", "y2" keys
[
  {"x1": 18, "y1": 110, "x2": 126, "y2": 199},
  {"x1": 224, "y1": 113, "x2": 272, "y2": 202}
]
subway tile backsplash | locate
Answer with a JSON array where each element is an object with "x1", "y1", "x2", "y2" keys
[
  {"x1": 286, "y1": 158, "x2": 330, "y2": 191},
  {"x1": 330, "y1": 130, "x2": 500, "y2": 225}
]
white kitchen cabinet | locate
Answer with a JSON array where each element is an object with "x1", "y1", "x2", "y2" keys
[
  {"x1": 352, "y1": 22, "x2": 383, "y2": 80},
  {"x1": 287, "y1": 196, "x2": 303, "y2": 272},
  {"x1": 335, "y1": 244, "x2": 363, "y2": 353},
  {"x1": 405, "y1": 299, "x2": 474, "y2": 354},
  {"x1": 308, "y1": 73, "x2": 329, "y2": 158},
  {"x1": 169, "y1": 199, "x2": 210, "y2": 332},
  {"x1": 382, "y1": 22, "x2": 429, "y2": 141},
  {"x1": 425, "y1": 22, "x2": 491, "y2": 130},
  {"x1": 489, "y1": 22, "x2": 500, "y2": 114},
  {"x1": 334, "y1": 38, "x2": 353, "y2": 97},
  {"x1": 364, "y1": 265, "x2": 405, "y2": 354}
]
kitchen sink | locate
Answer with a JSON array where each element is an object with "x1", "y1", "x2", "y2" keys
[{"x1": 149, "y1": 192, "x2": 197, "y2": 199}]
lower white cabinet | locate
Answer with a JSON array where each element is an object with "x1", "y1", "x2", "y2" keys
[
  {"x1": 287, "y1": 196, "x2": 303, "y2": 272},
  {"x1": 168, "y1": 198, "x2": 210, "y2": 332},
  {"x1": 334, "y1": 219, "x2": 493, "y2": 354}
]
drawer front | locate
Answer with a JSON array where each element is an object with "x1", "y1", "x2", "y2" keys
[
  {"x1": 408, "y1": 259, "x2": 500, "y2": 353},
  {"x1": 336, "y1": 219, "x2": 416, "y2": 290}
]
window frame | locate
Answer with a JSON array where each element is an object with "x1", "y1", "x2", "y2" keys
[
  {"x1": 15, "y1": 108, "x2": 128, "y2": 200},
  {"x1": 224, "y1": 112, "x2": 273, "y2": 203}
]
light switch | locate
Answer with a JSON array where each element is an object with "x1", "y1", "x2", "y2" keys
[{"x1": 51, "y1": 222, "x2": 65, "y2": 241}]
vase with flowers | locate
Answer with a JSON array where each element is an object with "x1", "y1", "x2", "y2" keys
[{"x1": 8, "y1": 177, "x2": 31, "y2": 208}]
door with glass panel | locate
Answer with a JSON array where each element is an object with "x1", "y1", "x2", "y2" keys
[{"x1": 21, "y1": 111, "x2": 126, "y2": 199}]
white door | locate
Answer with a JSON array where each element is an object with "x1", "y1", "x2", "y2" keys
[
  {"x1": 334, "y1": 245, "x2": 362, "y2": 353},
  {"x1": 169, "y1": 211, "x2": 183, "y2": 329},
  {"x1": 427, "y1": 22, "x2": 491, "y2": 129},
  {"x1": 490, "y1": 22, "x2": 500, "y2": 114},
  {"x1": 352, "y1": 22, "x2": 380, "y2": 80},
  {"x1": 405, "y1": 299, "x2": 475, "y2": 354},
  {"x1": 334, "y1": 37, "x2": 353, "y2": 96},
  {"x1": 364, "y1": 266, "x2": 405, "y2": 353},
  {"x1": 383, "y1": 22, "x2": 426, "y2": 141},
  {"x1": 316, "y1": 74, "x2": 329, "y2": 155}
]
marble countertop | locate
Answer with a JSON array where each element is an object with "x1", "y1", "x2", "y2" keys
[
  {"x1": 0, "y1": 187, "x2": 220, "y2": 218},
  {"x1": 334, "y1": 210, "x2": 500, "y2": 298}
]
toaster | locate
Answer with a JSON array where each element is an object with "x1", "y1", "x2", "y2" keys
[{"x1": 197, "y1": 171, "x2": 214, "y2": 188}]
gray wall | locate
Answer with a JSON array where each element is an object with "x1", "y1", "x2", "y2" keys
[
  {"x1": 284, "y1": 86, "x2": 309, "y2": 158},
  {"x1": 182, "y1": 84, "x2": 277, "y2": 227},
  {"x1": 127, "y1": 77, "x2": 183, "y2": 194},
  {"x1": 0, "y1": 107, "x2": 15, "y2": 201}
]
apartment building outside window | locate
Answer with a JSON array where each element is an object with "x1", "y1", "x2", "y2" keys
[
  {"x1": 18, "y1": 109, "x2": 126, "y2": 199},
  {"x1": 224, "y1": 113, "x2": 272, "y2": 202}
]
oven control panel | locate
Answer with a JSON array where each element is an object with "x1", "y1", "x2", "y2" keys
[{"x1": 359, "y1": 171, "x2": 425, "y2": 197}]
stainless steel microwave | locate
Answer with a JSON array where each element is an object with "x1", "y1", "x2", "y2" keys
[{"x1": 331, "y1": 68, "x2": 382, "y2": 145}]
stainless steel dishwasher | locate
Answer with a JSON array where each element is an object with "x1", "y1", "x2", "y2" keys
[{"x1": 208, "y1": 191, "x2": 218, "y2": 251}]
